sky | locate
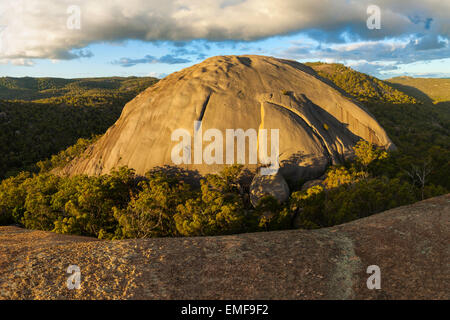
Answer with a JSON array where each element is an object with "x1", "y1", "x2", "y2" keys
[{"x1": 0, "y1": 0, "x2": 449, "y2": 80}]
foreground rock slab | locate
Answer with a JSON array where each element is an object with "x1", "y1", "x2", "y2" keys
[{"x1": 0, "y1": 194, "x2": 448, "y2": 300}]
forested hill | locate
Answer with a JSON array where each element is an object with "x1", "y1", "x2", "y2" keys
[
  {"x1": 305, "y1": 62, "x2": 418, "y2": 104},
  {"x1": 305, "y1": 62, "x2": 449, "y2": 191},
  {"x1": 0, "y1": 76, "x2": 158, "y2": 103},
  {"x1": 0, "y1": 76, "x2": 158, "y2": 178},
  {"x1": 387, "y1": 76, "x2": 450, "y2": 105}
]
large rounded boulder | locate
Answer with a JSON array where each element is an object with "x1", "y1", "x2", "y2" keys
[{"x1": 62, "y1": 55, "x2": 395, "y2": 181}]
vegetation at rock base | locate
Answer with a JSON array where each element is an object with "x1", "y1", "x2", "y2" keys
[
  {"x1": 0, "y1": 164, "x2": 285, "y2": 238},
  {"x1": 0, "y1": 140, "x2": 447, "y2": 238},
  {"x1": 36, "y1": 135, "x2": 102, "y2": 173}
]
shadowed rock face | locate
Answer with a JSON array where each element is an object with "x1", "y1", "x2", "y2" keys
[
  {"x1": 62, "y1": 55, "x2": 395, "y2": 180},
  {"x1": 0, "y1": 194, "x2": 448, "y2": 300}
]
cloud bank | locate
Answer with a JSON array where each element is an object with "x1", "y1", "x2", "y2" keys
[{"x1": 0, "y1": 0, "x2": 449, "y2": 61}]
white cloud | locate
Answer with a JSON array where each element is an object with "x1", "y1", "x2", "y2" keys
[
  {"x1": 0, "y1": 58, "x2": 34, "y2": 66},
  {"x1": 148, "y1": 71, "x2": 168, "y2": 78},
  {"x1": 0, "y1": 0, "x2": 449, "y2": 62}
]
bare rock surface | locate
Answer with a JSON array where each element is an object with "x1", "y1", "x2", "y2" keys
[
  {"x1": 0, "y1": 194, "x2": 448, "y2": 300},
  {"x1": 62, "y1": 55, "x2": 394, "y2": 181}
]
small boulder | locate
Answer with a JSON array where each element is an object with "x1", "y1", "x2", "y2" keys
[{"x1": 250, "y1": 171, "x2": 290, "y2": 207}]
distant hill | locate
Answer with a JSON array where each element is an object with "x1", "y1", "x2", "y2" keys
[
  {"x1": 0, "y1": 76, "x2": 159, "y2": 178},
  {"x1": 305, "y1": 62, "x2": 417, "y2": 104},
  {"x1": 0, "y1": 76, "x2": 158, "y2": 102},
  {"x1": 387, "y1": 76, "x2": 450, "y2": 104}
]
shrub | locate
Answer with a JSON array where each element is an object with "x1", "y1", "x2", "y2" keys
[
  {"x1": 174, "y1": 166, "x2": 246, "y2": 236},
  {"x1": 114, "y1": 171, "x2": 191, "y2": 238},
  {"x1": 323, "y1": 166, "x2": 366, "y2": 189},
  {"x1": 291, "y1": 177, "x2": 416, "y2": 229},
  {"x1": 22, "y1": 173, "x2": 61, "y2": 230},
  {"x1": 0, "y1": 172, "x2": 31, "y2": 225},
  {"x1": 52, "y1": 167, "x2": 136, "y2": 238},
  {"x1": 353, "y1": 140, "x2": 388, "y2": 169},
  {"x1": 254, "y1": 195, "x2": 291, "y2": 231}
]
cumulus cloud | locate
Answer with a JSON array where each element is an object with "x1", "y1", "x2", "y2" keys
[
  {"x1": 0, "y1": 58, "x2": 34, "y2": 66},
  {"x1": 287, "y1": 36, "x2": 449, "y2": 62},
  {"x1": 112, "y1": 54, "x2": 191, "y2": 67},
  {"x1": 0, "y1": 0, "x2": 449, "y2": 62},
  {"x1": 280, "y1": 33, "x2": 450, "y2": 77},
  {"x1": 409, "y1": 34, "x2": 447, "y2": 51}
]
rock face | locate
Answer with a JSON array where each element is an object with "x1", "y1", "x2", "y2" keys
[
  {"x1": 0, "y1": 194, "x2": 448, "y2": 300},
  {"x1": 62, "y1": 55, "x2": 395, "y2": 180},
  {"x1": 250, "y1": 172, "x2": 290, "y2": 206}
]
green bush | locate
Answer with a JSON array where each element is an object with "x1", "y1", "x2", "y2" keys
[
  {"x1": 114, "y1": 171, "x2": 191, "y2": 238},
  {"x1": 291, "y1": 177, "x2": 416, "y2": 229},
  {"x1": 0, "y1": 172, "x2": 31, "y2": 224},
  {"x1": 51, "y1": 167, "x2": 136, "y2": 239},
  {"x1": 305, "y1": 62, "x2": 417, "y2": 104},
  {"x1": 254, "y1": 195, "x2": 291, "y2": 231},
  {"x1": 22, "y1": 173, "x2": 61, "y2": 230},
  {"x1": 174, "y1": 166, "x2": 247, "y2": 236}
]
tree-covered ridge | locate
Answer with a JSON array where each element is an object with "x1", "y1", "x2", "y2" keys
[
  {"x1": 304, "y1": 63, "x2": 449, "y2": 191},
  {"x1": 305, "y1": 62, "x2": 417, "y2": 104},
  {"x1": 36, "y1": 136, "x2": 102, "y2": 174},
  {"x1": 0, "y1": 76, "x2": 158, "y2": 102},
  {"x1": 0, "y1": 76, "x2": 159, "y2": 179},
  {"x1": 387, "y1": 76, "x2": 450, "y2": 104}
]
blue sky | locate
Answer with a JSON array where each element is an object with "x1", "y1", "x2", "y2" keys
[{"x1": 0, "y1": 0, "x2": 449, "y2": 79}]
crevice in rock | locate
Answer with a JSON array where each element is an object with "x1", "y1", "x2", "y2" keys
[
  {"x1": 264, "y1": 99, "x2": 334, "y2": 168},
  {"x1": 325, "y1": 231, "x2": 362, "y2": 299},
  {"x1": 196, "y1": 93, "x2": 212, "y2": 124}
]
